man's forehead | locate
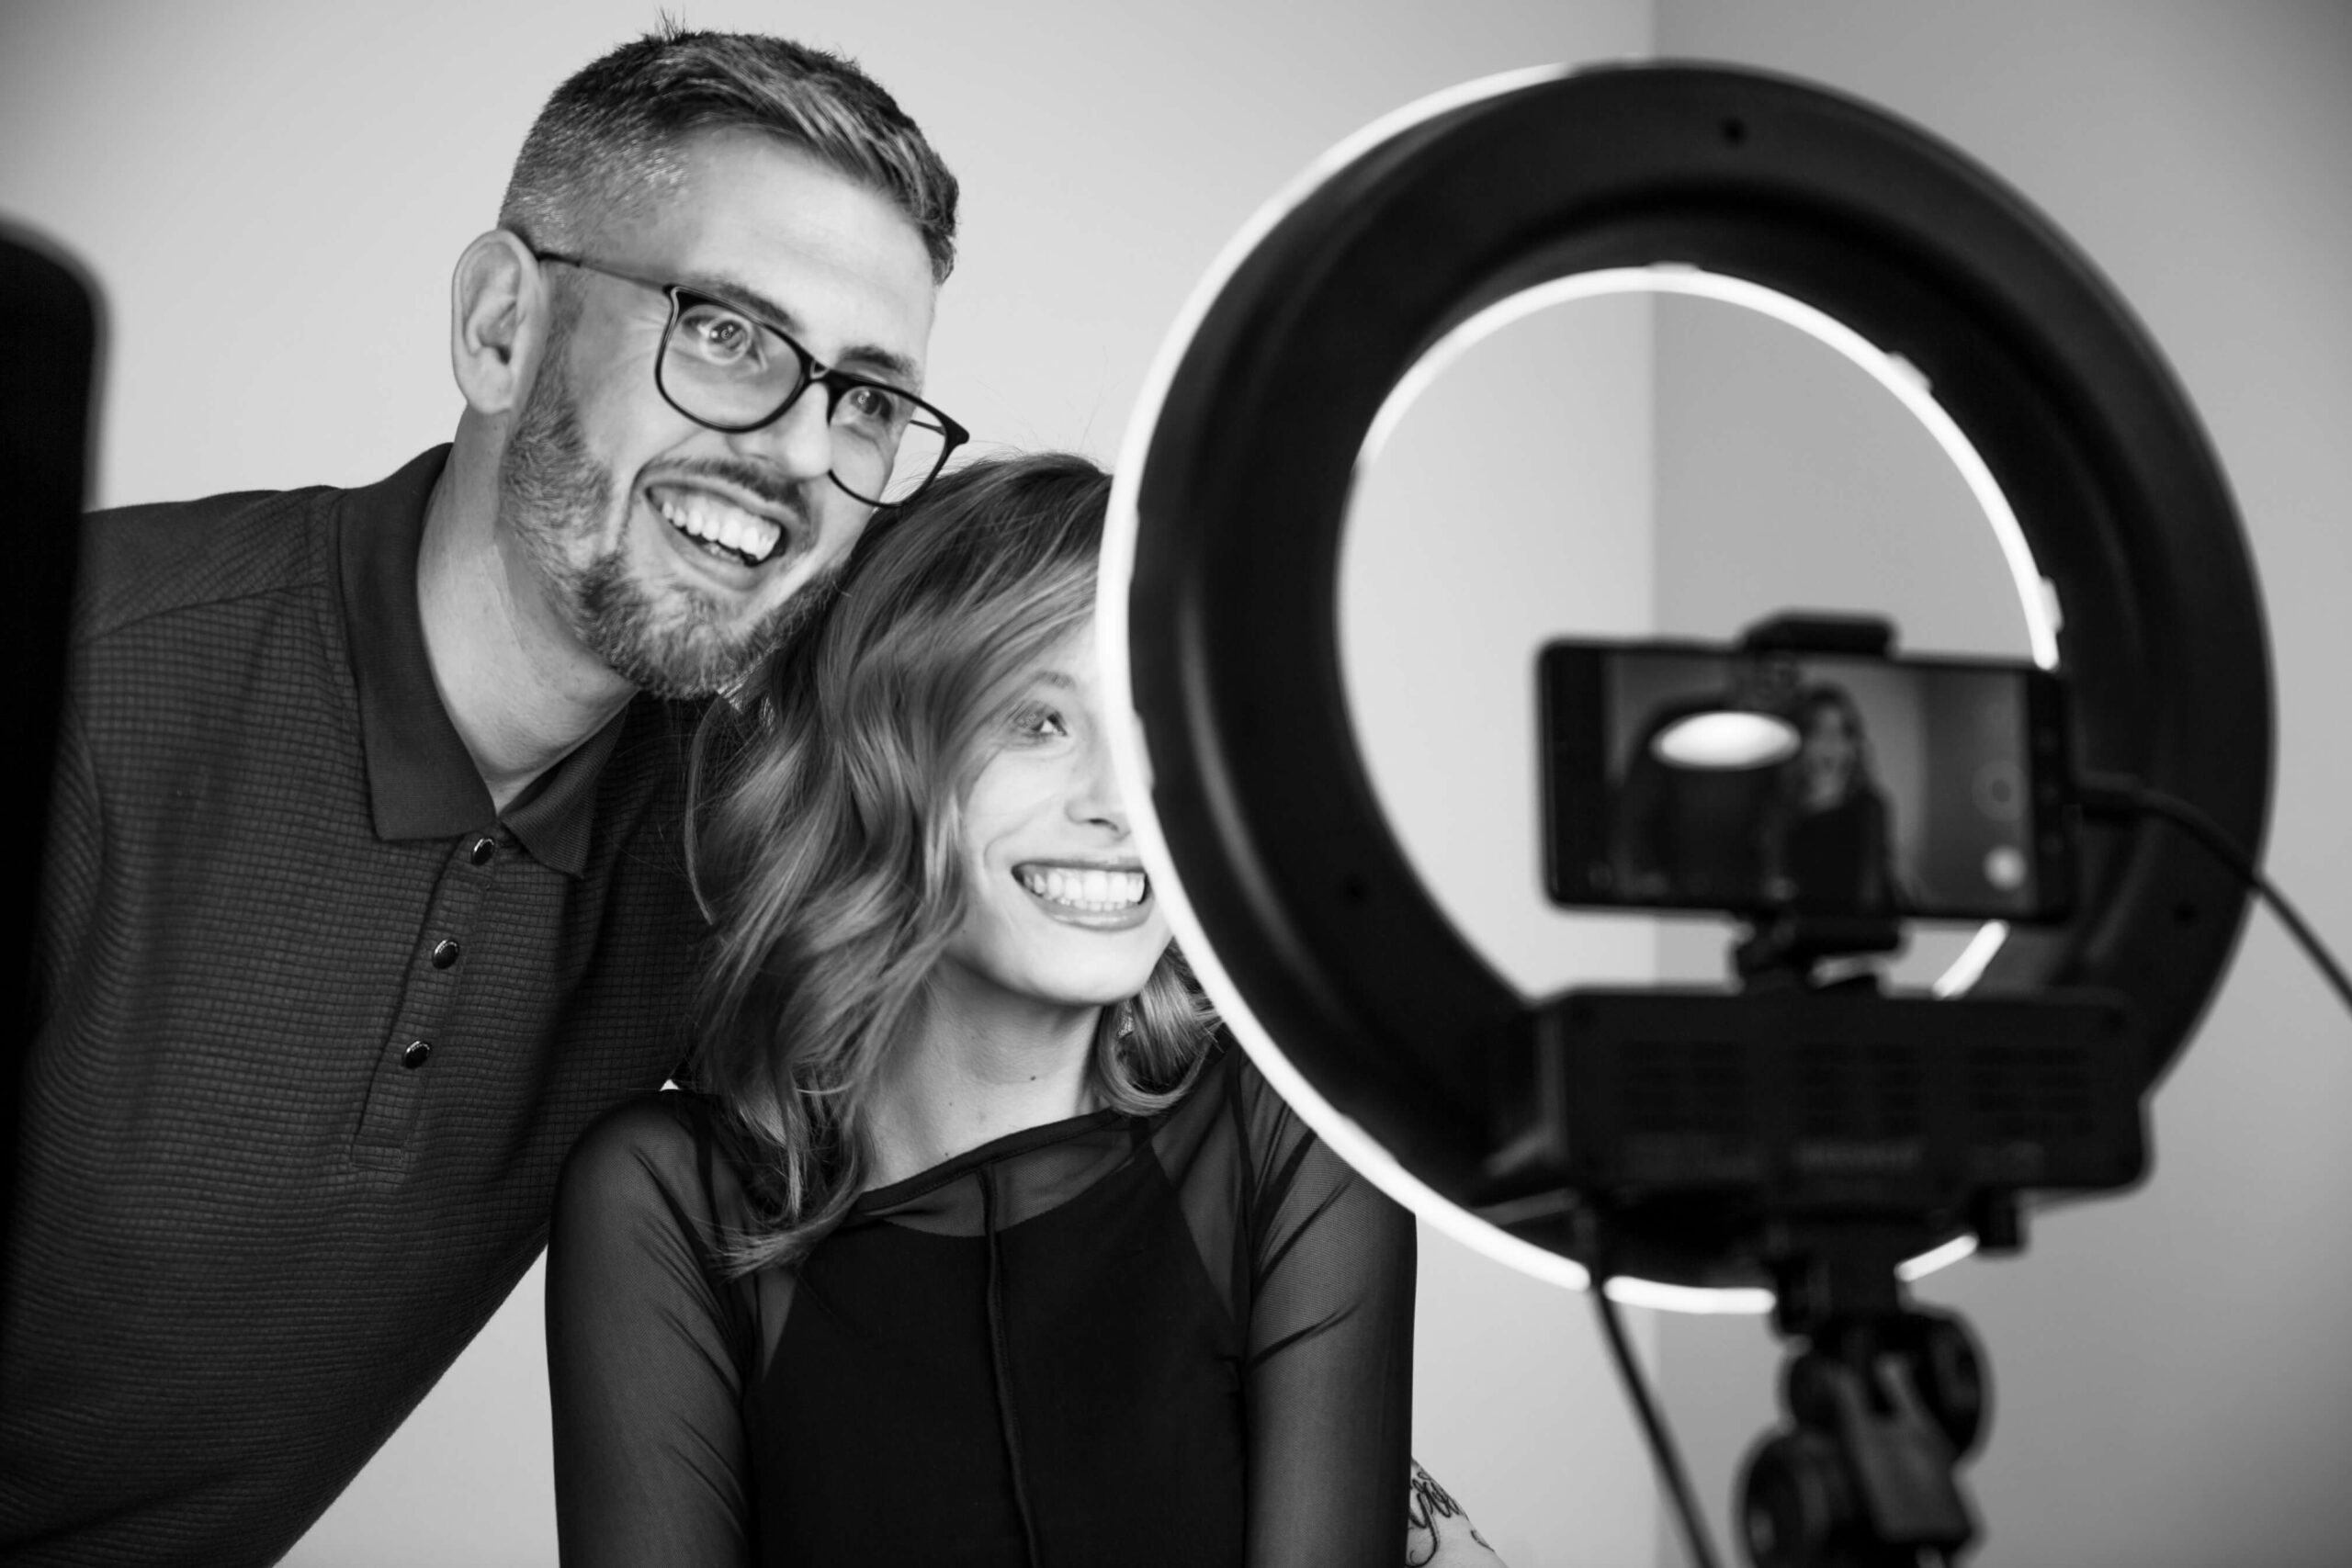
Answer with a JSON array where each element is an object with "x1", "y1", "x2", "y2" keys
[{"x1": 623, "y1": 130, "x2": 937, "y2": 372}]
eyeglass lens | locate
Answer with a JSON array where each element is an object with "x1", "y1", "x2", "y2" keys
[{"x1": 660, "y1": 293, "x2": 950, "y2": 505}]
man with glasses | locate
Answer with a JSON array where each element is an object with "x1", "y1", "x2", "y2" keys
[{"x1": 0, "y1": 28, "x2": 963, "y2": 1565}]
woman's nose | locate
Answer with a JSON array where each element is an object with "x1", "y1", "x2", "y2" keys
[{"x1": 1067, "y1": 733, "x2": 1129, "y2": 833}]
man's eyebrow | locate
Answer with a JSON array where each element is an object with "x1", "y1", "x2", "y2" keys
[{"x1": 677, "y1": 268, "x2": 923, "y2": 388}]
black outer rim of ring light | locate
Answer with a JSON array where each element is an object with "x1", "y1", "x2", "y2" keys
[{"x1": 1125, "y1": 63, "x2": 2270, "y2": 1280}]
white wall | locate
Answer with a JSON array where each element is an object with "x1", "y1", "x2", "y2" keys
[
  {"x1": 1649, "y1": 5, "x2": 2352, "y2": 1565},
  {"x1": 0, "y1": 3, "x2": 1662, "y2": 1564}
]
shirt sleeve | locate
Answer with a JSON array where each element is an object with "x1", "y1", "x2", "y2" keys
[
  {"x1": 1232, "y1": 1061, "x2": 1418, "y2": 1566},
  {"x1": 546, "y1": 1095, "x2": 752, "y2": 1568},
  {"x1": 33, "y1": 701, "x2": 102, "y2": 1024}
]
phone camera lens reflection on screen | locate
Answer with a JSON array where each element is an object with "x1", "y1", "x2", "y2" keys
[{"x1": 1984, "y1": 843, "x2": 2029, "y2": 892}]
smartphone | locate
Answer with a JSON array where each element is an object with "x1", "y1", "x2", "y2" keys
[{"x1": 1539, "y1": 638, "x2": 2075, "y2": 922}]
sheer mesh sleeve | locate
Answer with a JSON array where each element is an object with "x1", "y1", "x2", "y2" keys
[
  {"x1": 547, "y1": 1095, "x2": 752, "y2": 1568},
  {"x1": 1231, "y1": 1060, "x2": 1418, "y2": 1566}
]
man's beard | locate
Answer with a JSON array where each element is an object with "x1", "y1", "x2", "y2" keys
[{"x1": 496, "y1": 345, "x2": 832, "y2": 701}]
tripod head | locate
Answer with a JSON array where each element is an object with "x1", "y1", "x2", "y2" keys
[{"x1": 1740, "y1": 1254, "x2": 1987, "y2": 1568}]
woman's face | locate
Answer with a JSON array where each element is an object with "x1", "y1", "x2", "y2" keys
[
  {"x1": 935, "y1": 615, "x2": 1170, "y2": 1015},
  {"x1": 1801, "y1": 703, "x2": 1860, "y2": 801}
]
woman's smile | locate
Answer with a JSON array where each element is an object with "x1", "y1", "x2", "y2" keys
[{"x1": 1014, "y1": 861, "x2": 1154, "y2": 929}]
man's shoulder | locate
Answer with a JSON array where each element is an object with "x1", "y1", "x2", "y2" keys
[{"x1": 75, "y1": 479, "x2": 342, "y2": 644}]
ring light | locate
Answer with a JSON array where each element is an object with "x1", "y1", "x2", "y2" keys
[{"x1": 1102, "y1": 62, "x2": 2268, "y2": 1305}]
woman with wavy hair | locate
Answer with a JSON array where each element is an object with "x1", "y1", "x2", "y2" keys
[
  {"x1": 545, "y1": 452, "x2": 1469, "y2": 1567},
  {"x1": 1759, "y1": 682, "x2": 1902, "y2": 915}
]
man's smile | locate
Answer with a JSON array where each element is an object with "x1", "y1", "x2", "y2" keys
[{"x1": 647, "y1": 480, "x2": 795, "y2": 569}]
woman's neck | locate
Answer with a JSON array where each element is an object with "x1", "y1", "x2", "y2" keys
[{"x1": 862, "y1": 981, "x2": 1104, "y2": 1189}]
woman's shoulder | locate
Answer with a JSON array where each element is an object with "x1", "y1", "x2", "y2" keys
[
  {"x1": 1164, "y1": 1034, "x2": 1413, "y2": 1272},
  {"x1": 1198, "y1": 1036, "x2": 1305, "y2": 1145},
  {"x1": 557, "y1": 1090, "x2": 735, "y2": 1224},
  {"x1": 1155, "y1": 1033, "x2": 1323, "y2": 1174}
]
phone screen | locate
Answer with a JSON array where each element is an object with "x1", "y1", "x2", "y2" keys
[{"x1": 1541, "y1": 641, "x2": 2072, "y2": 922}]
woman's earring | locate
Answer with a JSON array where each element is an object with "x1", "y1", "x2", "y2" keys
[{"x1": 1117, "y1": 1000, "x2": 1136, "y2": 1039}]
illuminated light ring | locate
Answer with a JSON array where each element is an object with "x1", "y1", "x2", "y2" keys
[
  {"x1": 1104, "y1": 63, "x2": 2267, "y2": 1311},
  {"x1": 1353, "y1": 264, "x2": 2063, "y2": 1007}
]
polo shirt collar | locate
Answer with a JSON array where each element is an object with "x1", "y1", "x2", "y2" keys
[{"x1": 336, "y1": 446, "x2": 628, "y2": 877}]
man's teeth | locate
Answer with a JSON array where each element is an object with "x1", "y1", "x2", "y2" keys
[
  {"x1": 1019, "y1": 865, "x2": 1149, "y2": 911},
  {"x1": 652, "y1": 491, "x2": 783, "y2": 566}
]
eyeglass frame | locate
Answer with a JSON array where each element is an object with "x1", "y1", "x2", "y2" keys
[{"x1": 528, "y1": 247, "x2": 969, "y2": 507}]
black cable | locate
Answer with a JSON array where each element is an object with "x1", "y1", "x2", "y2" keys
[
  {"x1": 2077, "y1": 777, "x2": 2352, "y2": 1019},
  {"x1": 1591, "y1": 1269, "x2": 1724, "y2": 1568}
]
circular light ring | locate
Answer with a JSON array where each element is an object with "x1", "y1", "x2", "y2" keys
[
  {"x1": 1105, "y1": 62, "x2": 2268, "y2": 1298},
  {"x1": 1362, "y1": 264, "x2": 2059, "y2": 1003}
]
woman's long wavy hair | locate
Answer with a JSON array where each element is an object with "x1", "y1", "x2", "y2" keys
[
  {"x1": 1778, "y1": 682, "x2": 1879, "y2": 810},
  {"x1": 687, "y1": 452, "x2": 1216, "y2": 1273}
]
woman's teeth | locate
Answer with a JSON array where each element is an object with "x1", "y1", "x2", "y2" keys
[
  {"x1": 652, "y1": 490, "x2": 783, "y2": 567},
  {"x1": 1019, "y1": 865, "x2": 1148, "y2": 911}
]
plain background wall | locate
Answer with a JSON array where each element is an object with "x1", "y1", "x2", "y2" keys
[
  {"x1": 1650, "y1": 5, "x2": 2352, "y2": 1565},
  {"x1": 0, "y1": 4, "x2": 1666, "y2": 1565}
]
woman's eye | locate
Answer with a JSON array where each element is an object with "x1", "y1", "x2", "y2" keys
[{"x1": 1010, "y1": 703, "x2": 1069, "y2": 740}]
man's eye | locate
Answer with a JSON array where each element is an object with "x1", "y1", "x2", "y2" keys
[
  {"x1": 677, "y1": 305, "x2": 759, "y2": 365},
  {"x1": 835, "y1": 382, "x2": 910, "y2": 434}
]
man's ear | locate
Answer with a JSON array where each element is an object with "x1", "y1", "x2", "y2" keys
[{"x1": 450, "y1": 231, "x2": 548, "y2": 417}]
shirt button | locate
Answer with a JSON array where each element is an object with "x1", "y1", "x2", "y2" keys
[
  {"x1": 431, "y1": 939, "x2": 461, "y2": 969},
  {"x1": 469, "y1": 836, "x2": 496, "y2": 865},
  {"x1": 401, "y1": 1040, "x2": 434, "y2": 1070}
]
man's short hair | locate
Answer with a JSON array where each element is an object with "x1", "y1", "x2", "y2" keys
[{"x1": 501, "y1": 26, "x2": 959, "y2": 283}]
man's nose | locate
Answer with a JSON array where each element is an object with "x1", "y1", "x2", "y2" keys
[{"x1": 729, "y1": 382, "x2": 835, "y2": 484}]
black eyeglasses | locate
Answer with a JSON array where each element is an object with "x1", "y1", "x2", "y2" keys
[{"x1": 532, "y1": 249, "x2": 967, "y2": 507}]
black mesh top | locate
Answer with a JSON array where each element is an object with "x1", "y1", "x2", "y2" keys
[
  {"x1": 548, "y1": 1046, "x2": 1417, "y2": 1566},
  {"x1": 1, "y1": 449, "x2": 705, "y2": 1565}
]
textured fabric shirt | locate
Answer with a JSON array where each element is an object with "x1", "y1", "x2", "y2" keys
[
  {"x1": 0, "y1": 448, "x2": 706, "y2": 1566},
  {"x1": 546, "y1": 1048, "x2": 1416, "y2": 1567}
]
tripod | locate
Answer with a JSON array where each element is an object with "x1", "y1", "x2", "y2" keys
[
  {"x1": 1729, "y1": 913, "x2": 1997, "y2": 1568},
  {"x1": 1737, "y1": 1231, "x2": 1990, "y2": 1568}
]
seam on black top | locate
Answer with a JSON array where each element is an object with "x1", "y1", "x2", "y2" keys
[
  {"x1": 979, "y1": 1166, "x2": 1046, "y2": 1568},
  {"x1": 1223, "y1": 1056, "x2": 1259, "y2": 1333},
  {"x1": 1251, "y1": 1138, "x2": 1338, "y2": 1295}
]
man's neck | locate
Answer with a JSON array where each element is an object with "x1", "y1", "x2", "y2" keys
[
  {"x1": 416, "y1": 424, "x2": 637, "y2": 814},
  {"x1": 863, "y1": 987, "x2": 1103, "y2": 1189}
]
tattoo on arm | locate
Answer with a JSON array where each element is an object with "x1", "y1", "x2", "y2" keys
[{"x1": 1406, "y1": 1459, "x2": 1493, "y2": 1563}]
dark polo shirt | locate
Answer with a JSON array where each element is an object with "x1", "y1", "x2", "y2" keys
[{"x1": 0, "y1": 448, "x2": 706, "y2": 1565}]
